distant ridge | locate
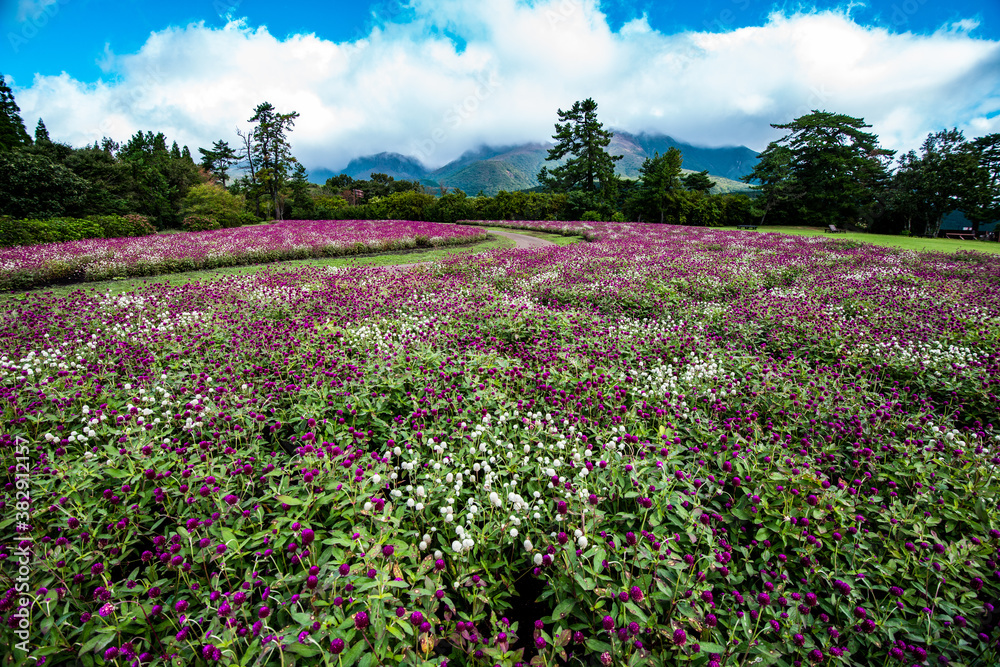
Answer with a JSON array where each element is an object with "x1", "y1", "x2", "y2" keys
[{"x1": 311, "y1": 131, "x2": 759, "y2": 196}]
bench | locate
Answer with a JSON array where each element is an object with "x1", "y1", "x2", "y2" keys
[
  {"x1": 825, "y1": 225, "x2": 846, "y2": 233},
  {"x1": 944, "y1": 232, "x2": 975, "y2": 240},
  {"x1": 736, "y1": 224, "x2": 758, "y2": 230}
]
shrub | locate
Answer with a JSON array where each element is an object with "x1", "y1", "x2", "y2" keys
[
  {"x1": 0, "y1": 214, "x2": 158, "y2": 247},
  {"x1": 181, "y1": 215, "x2": 221, "y2": 231},
  {"x1": 181, "y1": 183, "x2": 248, "y2": 228}
]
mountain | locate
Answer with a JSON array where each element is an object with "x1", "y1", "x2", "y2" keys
[
  {"x1": 341, "y1": 152, "x2": 430, "y2": 181},
  {"x1": 310, "y1": 131, "x2": 759, "y2": 196}
]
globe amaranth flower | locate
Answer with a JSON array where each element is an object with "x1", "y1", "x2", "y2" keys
[
  {"x1": 330, "y1": 638, "x2": 345, "y2": 654},
  {"x1": 630, "y1": 586, "x2": 644, "y2": 603},
  {"x1": 602, "y1": 615, "x2": 615, "y2": 631},
  {"x1": 355, "y1": 611, "x2": 370, "y2": 630},
  {"x1": 672, "y1": 628, "x2": 687, "y2": 646}
]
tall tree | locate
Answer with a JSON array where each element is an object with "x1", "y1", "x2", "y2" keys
[
  {"x1": 247, "y1": 101, "x2": 300, "y2": 220},
  {"x1": 890, "y1": 129, "x2": 987, "y2": 236},
  {"x1": 34, "y1": 118, "x2": 50, "y2": 144},
  {"x1": 0, "y1": 75, "x2": 31, "y2": 150},
  {"x1": 198, "y1": 140, "x2": 239, "y2": 187},
  {"x1": 972, "y1": 133, "x2": 1000, "y2": 224},
  {"x1": 289, "y1": 163, "x2": 315, "y2": 219},
  {"x1": 763, "y1": 111, "x2": 894, "y2": 227},
  {"x1": 634, "y1": 148, "x2": 683, "y2": 223},
  {"x1": 682, "y1": 170, "x2": 715, "y2": 193},
  {"x1": 741, "y1": 142, "x2": 794, "y2": 225},
  {"x1": 538, "y1": 98, "x2": 622, "y2": 193}
]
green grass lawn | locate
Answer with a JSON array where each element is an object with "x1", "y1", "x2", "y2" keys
[
  {"x1": 722, "y1": 225, "x2": 1000, "y2": 254},
  {"x1": 0, "y1": 233, "x2": 515, "y2": 303}
]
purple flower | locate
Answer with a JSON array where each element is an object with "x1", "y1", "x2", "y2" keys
[
  {"x1": 382, "y1": 544, "x2": 394, "y2": 558},
  {"x1": 330, "y1": 638, "x2": 345, "y2": 654},
  {"x1": 355, "y1": 611, "x2": 369, "y2": 630},
  {"x1": 339, "y1": 563, "x2": 350, "y2": 576},
  {"x1": 602, "y1": 615, "x2": 614, "y2": 631},
  {"x1": 672, "y1": 628, "x2": 687, "y2": 646}
]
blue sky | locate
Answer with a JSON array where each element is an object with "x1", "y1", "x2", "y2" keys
[{"x1": 4, "y1": 0, "x2": 999, "y2": 171}]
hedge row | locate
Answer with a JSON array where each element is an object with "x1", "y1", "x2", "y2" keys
[{"x1": 0, "y1": 214, "x2": 157, "y2": 247}]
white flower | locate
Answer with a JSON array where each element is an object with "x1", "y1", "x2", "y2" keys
[
  {"x1": 509, "y1": 528, "x2": 518, "y2": 539},
  {"x1": 533, "y1": 553, "x2": 543, "y2": 566},
  {"x1": 523, "y1": 539, "x2": 533, "y2": 552},
  {"x1": 452, "y1": 540, "x2": 463, "y2": 552},
  {"x1": 418, "y1": 541, "x2": 427, "y2": 550},
  {"x1": 577, "y1": 536, "x2": 589, "y2": 549}
]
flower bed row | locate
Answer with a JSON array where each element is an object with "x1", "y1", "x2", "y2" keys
[
  {"x1": 0, "y1": 220, "x2": 488, "y2": 292},
  {"x1": 2, "y1": 225, "x2": 1000, "y2": 666}
]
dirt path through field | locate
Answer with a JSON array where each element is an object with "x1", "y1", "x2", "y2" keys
[
  {"x1": 487, "y1": 230, "x2": 556, "y2": 249},
  {"x1": 387, "y1": 229, "x2": 556, "y2": 272}
]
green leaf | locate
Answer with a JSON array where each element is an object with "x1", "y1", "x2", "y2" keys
[
  {"x1": 550, "y1": 599, "x2": 575, "y2": 622},
  {"x1": 699, "y1": 642, "x2": 727, "y2": 653},
  {"x1": 78, "y1": 631, "x2": 117, "y2": 656},
  {"x1": 275, "y1": 494, "x2": 302, "y2": 506},
  {"x1": 340, "y1": 639, "x2": 366, "y2": 667},
  {"x1": 585, "y1": 638, "x2": 613, "y2": 654}
]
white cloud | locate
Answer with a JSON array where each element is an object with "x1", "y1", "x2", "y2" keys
[{"x1": 11, "y1": 2, "x2": 1000, "y2": 173}]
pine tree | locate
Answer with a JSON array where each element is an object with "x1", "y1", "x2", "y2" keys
[
  {"x1": 743, "y1": 111, "x2": 893, "y2": 228},
  {"x1": 635, "y1": 149, "x2": 683, "y2": 223},
  {"x1": 198, "y1": 140, "x2": 239, "y2": 187},
  {"x1": 246, "y1": 102, "x2": 300, "y2": 220},
  {"x1": 0, "y1": 75, "x2": 31, "y2": 150},
  {"x1": 682, "y1": 170, "x2": 715, "y2": 193},
  {"x1": 538, "y1": 98, "x2": 621, "y2": 193},
  {"x1": 34, "y1": 118, "x2": 50, "y2": 144}
]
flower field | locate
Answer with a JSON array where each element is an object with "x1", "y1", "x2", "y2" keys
[
  {"x1": 3, "y1": 223, "x2": 1000, "y2": 667},
  {"x1": 0, "y1": 220, "x2": 488, "y2": 292}
]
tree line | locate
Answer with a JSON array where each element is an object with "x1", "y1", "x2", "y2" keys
[
  {"x1": 2, "y1": 72, "x2": 996, "y2": 235},
  {"x1": 742, "y1": 112, "x2": 1000, "y2": 236}
]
